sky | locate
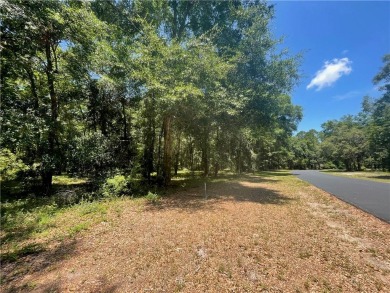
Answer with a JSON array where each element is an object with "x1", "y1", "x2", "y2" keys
[{"x1": 270, "y1": 1, "x2": 390, "y2": 132}]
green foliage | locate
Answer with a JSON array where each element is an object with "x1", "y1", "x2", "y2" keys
[
  {"x1": 0, "y1": 149, "x2": 29, "y2": 181},
  {"x1": 68, "y1": 222, "x2": 89, "y2": 237},
  {"x1": 102, "y1": 174, "x2": 135, "y2": 197},
  {"x1": 67, "y1": 132, "x2": 114, "y2": 176},
  {"x1": 2, "y1": 0, "x2": 303, "y2": 189},
  {"x1": 145, "y1": 191, "x2": 160, "y2": 204}
]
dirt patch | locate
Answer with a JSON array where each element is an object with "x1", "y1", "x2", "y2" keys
[{"x1": 2, "y1": 173, "x2": 389, "y2": 292}]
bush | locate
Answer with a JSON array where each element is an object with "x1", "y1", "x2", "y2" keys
[
  {"x1": 322, "y1": 162, "x2": 337, "y2": 169},
  {"x1": 145, "y1": 191, "x2": 160, "y2": 204},
  {"x1": 102, "y1": 175, "x2": 129, "y2": 197}
]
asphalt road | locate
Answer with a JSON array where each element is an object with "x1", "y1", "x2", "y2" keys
[{"x1": 293, "y1": 170, "x2": 390, "y2": 223}]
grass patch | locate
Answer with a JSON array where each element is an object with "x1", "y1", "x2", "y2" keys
[
  {"x1": 68, "y1": 222, "x2": 90, "y2": 236},
  {"x1": 321, "y1": 170, "x2": 390, "y2": 183},
  {"x1": 1, "y1": 243, "x2": 45, "y2": 262},
  {"x1": 52, "y1": 175, "x2": 89, "y2": 186}
]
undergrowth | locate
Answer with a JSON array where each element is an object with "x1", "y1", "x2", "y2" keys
[{"x1": 0, "y1": 171, "x2": 212, "y2": 262}]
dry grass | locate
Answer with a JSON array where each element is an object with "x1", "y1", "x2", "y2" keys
[
  {"x1": 1, "y1": 171, "x2": 389, "y2": 292},
  {"x1": 321, "y1": 170, "x2": 390, "y2": 183}
]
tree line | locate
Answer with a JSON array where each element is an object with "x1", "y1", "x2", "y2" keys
[
  {"x1": 290, "y1": 55, "x2": 390, "y2": 172},
  {"x1": 1, "y1": 1, "x2": 388, "y2": 195},
  {"x1": 1, "y1": 0, "x2": 302, "y2": 193}
]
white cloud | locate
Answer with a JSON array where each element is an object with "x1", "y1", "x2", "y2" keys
[
  {"x1": 332, "y1": 90, "x2": 361, "y2": 101},
  {"x1": 307, "y1": 58, "x2": 352, "y2": 91}
]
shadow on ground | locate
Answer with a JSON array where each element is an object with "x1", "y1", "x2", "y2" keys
[
  {"x1": 146, "y1": 173, "x2": 293, "y2": 213},
  {"x1": 372, "y1": 175, "x2": 390, "y2": 180},
  {"x1": 1, "y1": 239, "x2": 78, "y2": 293}
]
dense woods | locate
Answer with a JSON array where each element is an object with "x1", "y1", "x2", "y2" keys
[
  {"x1": 1, "y1": 0, "x2": 388, "y2": 196},
  {"x1": 1, "y1": 0, "x2": 302, "y2": 193}
]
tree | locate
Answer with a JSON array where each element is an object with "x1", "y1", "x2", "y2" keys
[
  {"x1": 370, "y1": 54, "x2": 390, "y2": 170},
  {"x1": 1, "y1": 0, "x2": 107, "y2": 192}
]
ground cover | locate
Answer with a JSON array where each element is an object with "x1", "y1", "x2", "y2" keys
[
  {"x1": 1, "y1": 171, "x2": 389, "y2": 292},
  {"x1": 321, "y1": 170, "x2": 390, "y2": 183}
]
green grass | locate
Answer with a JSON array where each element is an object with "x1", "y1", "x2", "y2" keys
[
  {"x1": 0, "y1": 196, "x2": 116, "y2": 261},
  {"x1": 1, "y1": 173, "x2": 178, "y2": 263},
  {"x1": 321, "y1": 170, "x2": 390, "y2": 183},
  {"x1": 1, "y1": 175, "x2": 108, "y2": 262},
  {"x1": 52, "y1": 175, "x2": 89, "y2": 186}
]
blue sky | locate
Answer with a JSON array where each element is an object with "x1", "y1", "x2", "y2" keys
[{"x1": 271, "y1": 1, "x2": 390, "y2": 132}]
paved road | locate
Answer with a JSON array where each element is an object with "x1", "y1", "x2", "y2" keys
[{"x1": 293, "y1": 170, "x2": 390, "y2": 223}]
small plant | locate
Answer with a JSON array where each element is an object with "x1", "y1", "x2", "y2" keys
[
  {"x1": 145, "y1": 191, "x2": 160, "y2": 204},
  {"x1": 69, "y1": 222, "x2": 89, "y2": 236},
  {"x1": 102, "y1": 175, "x2": 129, "y2": 197}
]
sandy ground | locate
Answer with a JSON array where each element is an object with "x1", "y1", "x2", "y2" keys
[{"x1": 2, "y1": 173, "x2": 389, "y2": 292}]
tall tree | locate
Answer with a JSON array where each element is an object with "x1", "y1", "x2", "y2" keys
[
  {"x1": 1, "y1": 0, "x2": 107, "y2": 191},
  {"x1": 371, "y1": 54, "x2": 390, "y2": 170}
]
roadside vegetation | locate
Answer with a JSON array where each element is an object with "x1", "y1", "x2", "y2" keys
[
  {"x1": 0, "y1": 171, "x2": 227, "y2": 264},
  {"x1": 321, "y1": 170, "x2": 390, "y2": 183},
  {"x1": 2, "y1": 171, "x2": 389, "y2": 292}
]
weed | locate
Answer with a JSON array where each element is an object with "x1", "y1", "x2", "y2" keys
[
  {"x1": 145, "y1": 191, "x2": 160, "y2": 204},
  {"x1": 69, "y1": 222, "x2": 89, "y2": 236},
  {"x1": 78, "y1": 202, "x2": 107, "y2": 216},
  {"x1": 1, "y1": 243, "x2": 44, "y2": 262}
]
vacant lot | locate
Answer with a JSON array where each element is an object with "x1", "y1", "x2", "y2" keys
[{"x1": 1, "y1": 171, "x2": 389, "y2": 292}]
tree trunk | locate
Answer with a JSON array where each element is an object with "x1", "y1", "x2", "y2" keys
[
  {"x1": 157, "y1": 127, "x2": 163, "y2": 178},
  {"x1": 202, "y1": 127, "x2": 209, "y2": 177},
  {"x1": 202, "y1": 146, "x2": 209, "y2": 177},
  {"x1": 189, "y1": 137, "x2": 194, "y2": 177},
  {"x1": 100, "y1": 91, "x2": 108, "y2": 136},
  {"x1": 42, "y1": 37, "x2": 58, "y2": 193},
  {"x1": 162, "y1": 115, "x2": 173, "y2": 185},
  {"x1": 236, "y1": 136, "x2": 242, "y2": 174},
  {"x1": 143, "y1": 96, "x2": 155, "y2": 182},
  {"x1": 344, "y1": 159, "x2": 352, "y2": 171},
  {"x1": 357, "y1": 158, "x2": 362, "y2": 171},
  {"x1": 213, "y1": 127, "x2": 222, "y2": 177},
  {"x1": 174, "y1": 132, "x2": 181, "y2": 176},
  {"x1": 26, "y1": 66, "x2": 39, "y2": 110}
]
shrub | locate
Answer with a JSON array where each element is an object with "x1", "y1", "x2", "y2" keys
[
  {"x1": 145, "y1": 191, "x2": 160, "y2": 204},
  {"x1": 102, "y1": 175, "x2": 129, "y2": 197},
  {"x1": 322, "y1": 161, "x2": 337, "y2": 169}
]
